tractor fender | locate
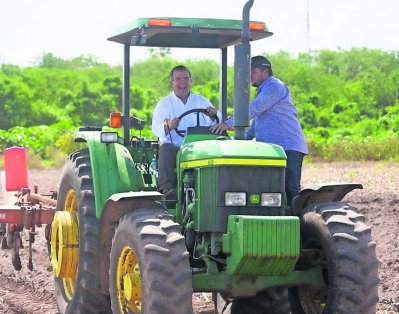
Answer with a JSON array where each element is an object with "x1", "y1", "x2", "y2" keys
[
  {"x1": 291, "y1": 183, "x2": 363, "y2": 216},
  {"x1": 95, "y1": 191, "x2": 163, "y2": 294}
]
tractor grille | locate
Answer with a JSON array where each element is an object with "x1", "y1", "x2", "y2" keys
[{"x1": 196, "y1": 166, "x2": 286, "y2": 232}]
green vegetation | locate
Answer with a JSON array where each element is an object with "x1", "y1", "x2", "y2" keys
[{"x1": 0, "y1": 48, "x2": 398, "y2": 167}]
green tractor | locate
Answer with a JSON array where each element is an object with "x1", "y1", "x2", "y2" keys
[{"x1": 50, "y1": 1, "x2": 379, "y2": 313}]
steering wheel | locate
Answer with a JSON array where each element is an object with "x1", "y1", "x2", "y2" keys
[{"x1": 174, "y1": 108, "x2": 220, "y2": 137}]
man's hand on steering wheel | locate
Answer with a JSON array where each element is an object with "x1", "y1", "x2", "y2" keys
[
  {"x1": 167, "y1": 117, "x2": 180, "y2": 130},
  {"x1": 205, "y1": 106, "x2": 217, "y2": 117}
]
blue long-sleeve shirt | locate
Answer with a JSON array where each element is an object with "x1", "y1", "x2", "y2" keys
[{"x1": 226, "y1": 76, "x2": 308, "y2": 154}]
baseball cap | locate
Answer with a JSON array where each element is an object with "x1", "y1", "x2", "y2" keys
[{"x1": 251, "y1": 56, "x2": 272, "y2": 69}]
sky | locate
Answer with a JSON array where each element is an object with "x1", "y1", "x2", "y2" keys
[{"x1": 0, "y1": 0, "x2": 398, "y2": 67}]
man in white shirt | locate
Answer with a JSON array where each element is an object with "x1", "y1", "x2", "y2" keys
[{"x1": 152, "y1": 65, "x2": 220, "y2": 197}]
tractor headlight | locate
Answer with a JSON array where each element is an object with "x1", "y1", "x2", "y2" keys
[
  {"x1": 225, "y1": 192, "x2": 246, "y2": 206},
  {"x1": 101, "y1": 132, "x2": 118, "y2": 143},
  {"x1": 261, "y1": 193, "x2": 282, "y2": 207}
]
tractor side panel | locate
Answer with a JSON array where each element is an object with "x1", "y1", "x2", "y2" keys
[{"x1": 75, "y1": 132, "x2": 157, "y2": 218}]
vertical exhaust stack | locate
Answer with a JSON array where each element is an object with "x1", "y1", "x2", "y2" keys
[
  {"x1": 233, "y1": 0, "x2": 253, "y2": 140},
  {"x1": 122, "y1": 44, "x2": 131, "y2": 146}
]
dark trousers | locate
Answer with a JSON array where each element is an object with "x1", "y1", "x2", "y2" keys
[
  {"x1": 285, "y1": 150, "x2": 305, "y2": 207},
  {"x1": 158, "y1": 143, "x2": 179, "y2": 192}
]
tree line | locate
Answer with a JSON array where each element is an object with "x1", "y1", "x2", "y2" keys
[{"x1": 0, "y1": 48, "x2": 398, "y2": 164}]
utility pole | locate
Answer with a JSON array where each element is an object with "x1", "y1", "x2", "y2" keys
[{"x1": 307, "y1": 0, "x2": 311, "y2": 53}]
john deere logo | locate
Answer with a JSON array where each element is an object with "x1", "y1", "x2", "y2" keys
[{"x1": 250, "y1": 195, "x2": 260, "y2": 204}]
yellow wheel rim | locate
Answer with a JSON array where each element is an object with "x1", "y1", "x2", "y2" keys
[
  {"x1": 64, "y1": 189, "x2": 77, "y2": 212},
  {"x1": 117, "y1": 246, "x2": 142, "y2": 313},
  {"x1": 51, "y1": 189, "x2": 79, "y2": 300}
]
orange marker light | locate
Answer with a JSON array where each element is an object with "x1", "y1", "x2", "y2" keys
[
  {"x1": 148, "y1": 19, "x2": 172, "y2": 27},
  {"x1": 249, "y1": 22, "x2": 265, "y2": 31},
  {"x1": 110, "y1": 112, "x2": 122, "y2": 128}
]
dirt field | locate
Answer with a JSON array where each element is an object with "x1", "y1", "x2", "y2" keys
[{"x1": 0, "y1": 162, "x2": 398, "y2": 313}]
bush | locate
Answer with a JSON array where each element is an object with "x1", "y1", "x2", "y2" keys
[
  {"x1": 55, "y1": 132, "x2": 85, "y2": 155},
  {"x1": 306, "y1": 132, "x2": 399, "y2": 161}
]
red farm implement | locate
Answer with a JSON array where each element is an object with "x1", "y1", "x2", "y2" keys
[{"x1": 0, "y1": 147, "x2": 56, "y2": 270}]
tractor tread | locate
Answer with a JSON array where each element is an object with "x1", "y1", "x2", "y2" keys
[
  {"x1": 54, "y1": 149, "x2": 110, "y2": 313},
  {"x1": 110, "y1": 209, "x2": 193, "y2": 314},
  {"x1": 289, "y1": 201, "x2": 379, "y2": 314}
]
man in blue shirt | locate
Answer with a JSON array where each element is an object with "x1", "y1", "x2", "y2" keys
[{"x1": 210, "y1": 55, "x2": 308, "y2": 206}]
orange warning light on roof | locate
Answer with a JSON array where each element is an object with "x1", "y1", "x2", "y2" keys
[
  {"x1": 110, "y1": 112, "x2": 122, "y2": 128},
  {"x1": 249, "y1": 23, "x2": 265, "y2": 31},
  {"x1": 148, "y1": 19, "x2": 172, "y2": 27}
]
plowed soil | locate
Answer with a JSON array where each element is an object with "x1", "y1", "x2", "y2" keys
[{"x1": 0, "y1": 162, "x2": 398, "y2": 313}]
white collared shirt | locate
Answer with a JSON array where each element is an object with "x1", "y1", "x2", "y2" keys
[{"x1": 152, "y1": 92, "x2": 220, "y2": 147}]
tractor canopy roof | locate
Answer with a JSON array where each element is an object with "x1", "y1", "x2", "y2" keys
[{"x1": 107, "y1": 17, "x2": 273, "y2": 48}]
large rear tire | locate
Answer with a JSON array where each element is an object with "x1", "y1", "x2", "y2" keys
[
  {"x1": 213, "y1": 289, "x2": 291, "y2": 314},
  {"x1": 109, "y1": 209, "x2": 193, "y2": 314},
  {"x1": 289, "y1": 201, "x2": 379, "y2": 314},
  {"x1": 53, "y1": 149, "x2": 111, "y2": 314}
]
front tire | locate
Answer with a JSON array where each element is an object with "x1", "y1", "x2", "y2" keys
[
  {"x1": 289, "y1": 201, "x2": 379, "y2": 314},
  {"x1": 110, "y1": 209, "x2": 193, "y2": 314},
  {"x1": 53, "y1": 149, "x2": 110, "y2": 313}
]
